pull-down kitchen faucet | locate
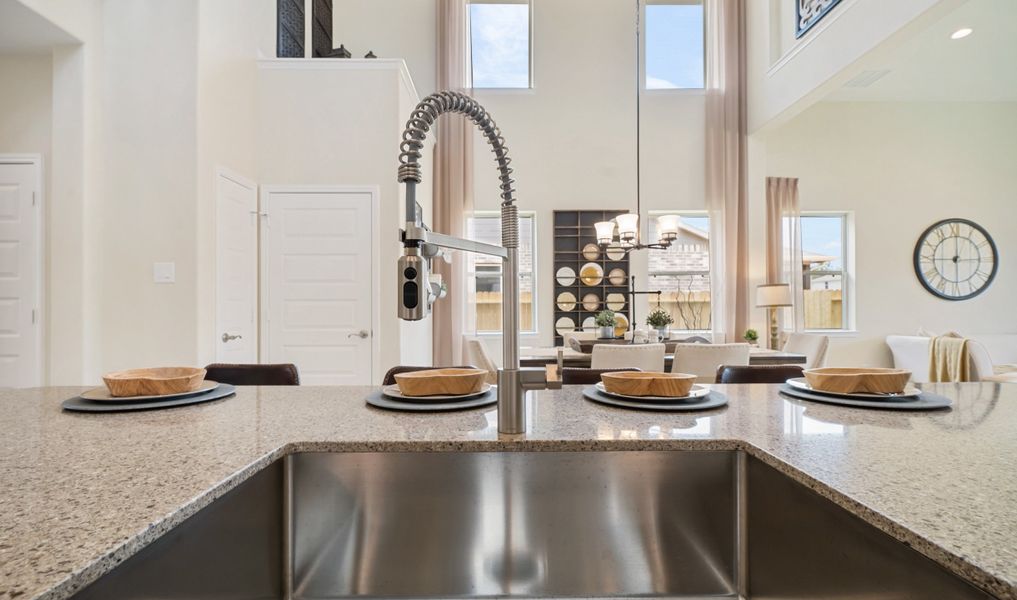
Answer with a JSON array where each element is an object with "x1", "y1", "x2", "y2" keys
[{"x1": 396, "y1": 91, "x2": 560, "y2": 434}]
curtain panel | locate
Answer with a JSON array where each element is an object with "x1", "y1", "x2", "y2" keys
[
  {"x1": 704, "y1": 0, "x2": 749, "y2": 343},
  {"x1": 433, "y1": 0, "x2": 475, "y2": 366},
  {"x1": 765, "y1": 176, "x2": 804, "y2": 336}
]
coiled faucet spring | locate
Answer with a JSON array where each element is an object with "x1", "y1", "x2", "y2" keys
[{"x1": 398, "y1": 90, "x2": 518, "y2": 248}]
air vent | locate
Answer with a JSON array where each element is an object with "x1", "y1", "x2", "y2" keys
[{"x1": 843, "y1": 69, "x2": 891, "y2": 88}]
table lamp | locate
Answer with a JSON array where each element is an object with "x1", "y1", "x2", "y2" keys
[{"x1": 756, "y1": 283, "x2": 792, "y2": 350}]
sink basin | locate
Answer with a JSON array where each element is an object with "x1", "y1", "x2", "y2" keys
[{"x1": 72, "y1": 451, "x2": 988, "y2": 599}]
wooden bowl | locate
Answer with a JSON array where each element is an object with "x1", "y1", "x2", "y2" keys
[
  {"x1": 601, "y1": 371, "x2": 696, "y2": 397},
  {"x1": 804, "y1": 367, "x2": 912, "y2": 395},
  {"x1": 102, "y1": 367, "x2": 207, "y2": 397},
  {"x1": 394, "y1": 368, "x2": 488, "y2": 397}
]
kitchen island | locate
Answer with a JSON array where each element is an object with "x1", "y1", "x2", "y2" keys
[{"x1": 0, "y1": 383, "x2": 1014, "y2": 599}]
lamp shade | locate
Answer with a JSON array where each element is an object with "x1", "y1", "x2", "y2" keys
[
  {"x1": 616, "y1": 213, "x2": 639, "y2": 242},
  {"x1": 594, "y1": 221, "x2": 616, "y2": 245},
  {"x1": 656, "y1": 214, "x2": 680, "y2": 243},
  {"x1": 756, "y1": 283, "x2": 792, "y2": 307}
]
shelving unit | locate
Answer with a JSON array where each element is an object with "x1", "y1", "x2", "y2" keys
[{"x1": 552, "y1": 210, "x2": 631, "y2": 346}]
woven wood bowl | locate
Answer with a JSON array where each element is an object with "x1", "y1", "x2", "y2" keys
[
  {"x1": 102, "y1": 367, "x2": 207, "y2": 397},
  {"x1": 600, "y1": 371, "x2": 696, "y2": 397},
  {"x1": 804, "y1": 367, "x2": 912, "y2": 395},
  {"x1": 394, "y1": 368, "x2": 488, "y2": 397}
]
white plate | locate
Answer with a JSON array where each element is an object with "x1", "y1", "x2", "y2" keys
[
  {"x1": 81, "y1": 380, "x2": 220, "y2": 403},
  {"x1": 595, "y1": 382, "x2": 710, "y2": 402},
  {"x1": 786, "y1": 377, "x2": 921, "y2": 399},
  {"x1": 382, "y1": 383, "x2": 492, "y2": 402}
]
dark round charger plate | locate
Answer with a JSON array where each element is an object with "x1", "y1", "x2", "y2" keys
[
  {"x1": 366, "y1": 388, "x2": 497, "y2": 412},
  {"x1": 62, "y1": 384, "x2": 237, "y2": 413},
  {"x1": 779, "y1": 384, "x2": 951, "y2": 411},
  {"x1": 583, "y1": 386, "x2": 728, "y2": 412}
]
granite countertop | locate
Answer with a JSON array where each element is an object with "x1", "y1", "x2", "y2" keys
[{"x1": 1, "y1": 383, "x2": 1014, "y2": 599}]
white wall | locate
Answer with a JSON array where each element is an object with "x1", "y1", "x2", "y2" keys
[
  {"x1": 763, "y1": 101, "x2": 1017, "y2": 366},
  {"x1": 0, "y1": 55, "x2": 52, "y2": 161},
  {"x1": 746, "y1": 0, "x2": 962, "y2": 133},
  {"x1": 195, "y1": 0, "x2": 262, "y2": 366},
  {"x1": 470, "y1": 0, "x2": 706, "y2": 356},
  {"x1": 96, "y1": 0, "x2": 200, "y2": 374}
]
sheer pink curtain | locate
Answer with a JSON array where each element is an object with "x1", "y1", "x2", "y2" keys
[
  {"x1": 766, "y1": 177, "x2": 804, "y2": 337},
  {"x1": 432, "y1": 0, "x2": 474, "y2": 366},
  {"x1": 704, "y1": 0, "x2": 748, "y2": 343}
]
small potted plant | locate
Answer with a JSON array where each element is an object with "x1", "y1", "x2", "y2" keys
[
  {"x1": 594, "y1": 310, "x2": 617, "y2": 339},
  {"x1": 743, "y1": 328, "x2": 759, "y2": 346},
  {"x1": 646, "y1": 308, "x2": 674, "y2": 340}
]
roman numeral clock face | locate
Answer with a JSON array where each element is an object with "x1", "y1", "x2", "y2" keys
[{"x1": 913, "y1": 219, "x2": 998, "y2": 301}]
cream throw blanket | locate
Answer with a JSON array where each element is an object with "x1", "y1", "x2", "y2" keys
[{"x1": 929, "y1": 335, "x2": 971, "y2": 382}]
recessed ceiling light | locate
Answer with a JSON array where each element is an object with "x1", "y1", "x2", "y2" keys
[{"x1": 950, "y1": 28, "x2": 973, "y2": 40}]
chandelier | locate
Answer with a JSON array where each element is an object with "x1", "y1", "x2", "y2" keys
[{"x1": 595, "y1": 0, "x2": 680, "y2": 253}]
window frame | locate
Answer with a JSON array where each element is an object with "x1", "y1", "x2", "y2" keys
[
  {"x1": 646, "y1": 210, "x2": 712, "y2": 334},
  {"x1": 465, "y1": 210, "x2": 538, "y2": 335},
  {"x1": 800, "y1": 211, "x2": 856, "y2": 334},
  {"x1": 642, "y1": 0, "x2": 706, "y2": 94},
  {"x1": 468, "y1": 0, "x2": 534, "y2": 91}
]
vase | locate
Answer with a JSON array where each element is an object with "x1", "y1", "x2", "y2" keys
[
  {"x1": 654, "y1": 326, "x2": 669, "y2": 341},
  {"x1": 598, "y1": 326, "x2": 615, "y2": 339}
]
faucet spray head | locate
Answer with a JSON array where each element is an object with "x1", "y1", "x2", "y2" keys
[{"x1": 398, "y1": 248, "x2": 429, "y2": 321}]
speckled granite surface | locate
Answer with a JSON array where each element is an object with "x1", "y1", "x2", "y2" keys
[{"x1": 0, "y1": 383, "x2": 1013, "y2": 599}]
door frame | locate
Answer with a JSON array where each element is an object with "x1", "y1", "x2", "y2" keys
[
  {"x1": 214, "y1": 166, "x2": 259, "y2": 363},
  {"x1": 258, "y1": 184, "x2": 381, "y2": 384},
  {"x1": 0, "y1": 154, "x2": 44, "y2": 386}
]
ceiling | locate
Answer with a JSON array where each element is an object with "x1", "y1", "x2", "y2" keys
[
  {"x1": 0, "y1": 0, "x2": 79, "y2": 55},
  {"x1": 827, "y1": 0, "x2": 1017, "y2": 102}
]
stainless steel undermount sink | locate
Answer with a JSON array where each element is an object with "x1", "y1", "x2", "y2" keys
[{"x1": 73, "y1": 451, "x2": 989, "y2": 599}]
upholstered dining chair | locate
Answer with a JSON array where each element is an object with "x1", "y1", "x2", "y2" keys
[
  {"x1": 590, "y1": 343, "x2": 666, "y2": 373},
  {"x1": 783, "y1": 333, "x2": 830, "y2": 369},
  {"x1": 715, "y1": 364, "x2": 804, "y2": 384},
  {"x1": 671, "y1": 343, "x2": 750, "y2": 382},
  {"x1": 464, "y1": 339, "x2": 499, "y2": 384},
  {"x1": 382, "y1": 365, "x2": 478, "y2": 386},
  {"x1": 203, "y1": 363, "x2": 300, "y2": 386},
  {"x1": 561, "y1": 367, "x2": 641, "y2": 385},
  {"x1": 562, "y1": 331, "x2": 597, "y2": 353}
]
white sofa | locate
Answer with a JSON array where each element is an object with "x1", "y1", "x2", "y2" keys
[{"x1": 885, "y1": 334, "x2": 1017, "y2": 383}]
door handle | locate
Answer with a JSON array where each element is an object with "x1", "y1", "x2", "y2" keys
[
  {"x1": 348, "y1": 330, "x2": 370, "y2": 339},
  {"x1": 221, "y1": 333, "x2": 242, "y2": 343}
]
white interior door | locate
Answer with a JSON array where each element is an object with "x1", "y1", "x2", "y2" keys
[
  {"x1": 0, "y1": 158, "x2": 41, "y2": 387},
  {"x1": 215, "y1": 169, "x2": 258, "y2": 363},
  {"x1": 261, "y1": 188, "x2": 374, "y2": 384}
]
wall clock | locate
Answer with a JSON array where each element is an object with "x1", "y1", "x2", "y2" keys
[{"x1": 913, "y1": 218, "x2": 998, "y2": 301}]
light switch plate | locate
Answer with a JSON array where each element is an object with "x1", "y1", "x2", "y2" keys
[{"x1": 153, "y1": 262, "x2": 176, "y2": 283}]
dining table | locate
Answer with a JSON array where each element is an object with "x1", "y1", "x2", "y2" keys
[{"x1": 519, "y1": 345, "x2": 807, "y2": 369}]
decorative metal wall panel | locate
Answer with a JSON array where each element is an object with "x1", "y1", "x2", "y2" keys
[
  {"x1": 312, "y1": 0, "x2": 333, "y2": 57},
  {"x1": 277, "y1": 0, "x2": 305, "y2": 58},
  {"x1": 796, "y1": 0, "x2": 843, "y2": 38}
]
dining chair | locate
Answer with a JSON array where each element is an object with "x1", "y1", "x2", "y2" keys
[
  {"x1": 382, "y1": 365, "x2": 478, "y2": 386},
  {"x1": 562, "y1": 331, "x2": 597, "y2": 353},
  {"x1": 783, "y1": 333, "x2": 830, "y2": 369},
  {"x1": 715, "y1": 364, "x2": 804, "y2": 384},
  {"x1": 590, "y1": 343, "x2": 666, "y2": 373},
  {"x1": 561, "y1": 367, "x2": 640, "y2": 385},
  {"x1": 464, "y1": 339, "x2": 499, "y2": 384},
  {"x1": 203, "y1": 363, "x2": 300, "y2": 386},
  {"x1": 671, "y1": 343, "x2": 750, "y2": 382}
]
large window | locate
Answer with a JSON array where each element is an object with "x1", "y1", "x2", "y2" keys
[
  {"x1": 801, "y1": 213, "x2": 851, "y2": 330},
  {"x1": 469, "y1": 1, "x2": 531, "y2": 89},
  {"x1": 647, "y1": 213, "x2": 711, "y2": 332},
  {"x1": 645, "y1": 0, "x2": 705, "y2": 90},
  {"x1": 466, "y1": 212, "x2": 536, "y2": 333}
]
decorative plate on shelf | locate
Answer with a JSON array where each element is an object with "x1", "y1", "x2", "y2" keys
[
  {"x1": 582, "y1": 293, "x2": 600, "y2": 312},
  {"x1": 556, "y1": 292, "x2": 577, "y2": 311},
  {"x1": 582, "y1": 243, "x2": 600, "y2": 261},
  {"x1": 556, "y1": 266, "x2": 576, "y2": 286},
  {"x1": 608, "y1": 268, "x2": 626, "y2": 286},
  {"x1": 579, "y1": 263, "x2": 604, "y2": 286},
  {"x1": 555, "y1": 316, "x2": 576, "y2": 336}
]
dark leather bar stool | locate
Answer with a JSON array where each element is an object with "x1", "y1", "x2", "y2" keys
[
  {"x1": 203, "y1": 363, "x2": 300, "y2": 386},
  {"x1": 382, "y1": 365, "x2": 478, "y2": 386},
  {"x1": 561, "y1": 367, "x2": 640, "y2": 385},
  {"x1": 715, "y1": 364, "x2": 804, "y2": 384}
]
